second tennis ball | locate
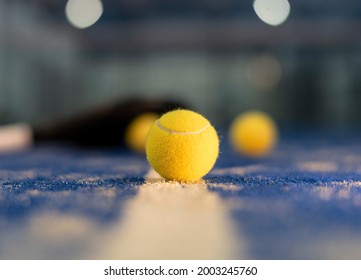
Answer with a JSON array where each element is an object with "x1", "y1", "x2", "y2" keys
[{"x1": 229, "y1": 111, "x2": 278, "y2": 157}]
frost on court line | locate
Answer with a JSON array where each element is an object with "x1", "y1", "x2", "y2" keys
[{"x1": 90, "y1": 169, "x2": 246, "y2": 259}]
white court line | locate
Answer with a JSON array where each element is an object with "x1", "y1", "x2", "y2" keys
[
  {"x1": 0, "y1": 169, "x2": 246, "y2": 259},
  {"x1": 93, "y1": 169, "x2": 245, "y2": 259}
]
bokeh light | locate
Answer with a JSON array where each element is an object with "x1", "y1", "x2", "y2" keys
[
  {"x1": 246, "y1": 54, "x2": 282, "y2": 91},
  {"x1": 65, "y1": 0, "x2": 103, "y2": 29},
  {"x1": 253, "y1": 0, "x2": 291, "y2": 26}
]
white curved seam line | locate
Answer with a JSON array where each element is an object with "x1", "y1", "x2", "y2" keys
[{"x1": 156, "y1": 120, "x2": 210, "y2": 135}]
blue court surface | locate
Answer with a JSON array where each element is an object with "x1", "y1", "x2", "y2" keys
[{"x1": 1, "y1": 132, "x2": 361, "y2": 260}]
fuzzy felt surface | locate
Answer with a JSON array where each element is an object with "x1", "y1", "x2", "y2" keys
[{"x1": 146, "y1": 119, "x2": 219, "y2": 181}]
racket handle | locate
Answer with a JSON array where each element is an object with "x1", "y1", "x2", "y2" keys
[
  {"x1": 33, "y1": 98, "x2": 188, "y2": 147},
  {"x1": 0, "y1": 123, "x2": 33, "y2": 152}
]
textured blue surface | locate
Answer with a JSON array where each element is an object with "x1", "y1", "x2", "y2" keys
[
  {"x1": 0, "y1": 147, "x2": 145, "y2": 220},
  {"x1": 1, "y1": 134, "x2": 361, "y2": 259}
]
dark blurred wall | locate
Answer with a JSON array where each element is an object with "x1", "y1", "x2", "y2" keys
[{"x1": 1, "y1": 0, "x2": 361, "y2": 129}]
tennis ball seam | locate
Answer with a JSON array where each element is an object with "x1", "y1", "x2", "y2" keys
[{"x1": 156, "y1": 120, "x2": 210, "y2": 135}]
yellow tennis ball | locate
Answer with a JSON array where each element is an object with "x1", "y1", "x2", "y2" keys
[
  {"x1": 229, "y1": 111, "x2": 278, "y2": 157},
  {"x1": 125, "y1": 113, "x2": 159, "y2": 153},
  {"x1": 146, "y1": 109, "x2": 219, "y2": 181}
]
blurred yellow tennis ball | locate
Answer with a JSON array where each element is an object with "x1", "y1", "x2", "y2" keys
[
  {"x1": 146, "y1": 109, "x2": 219, "y2": 181},
  {"x1": 125, "y1": 113, "x2": 159, "y2": 153},
  {"x1": 229, "y1": 111, "x2": 278, "y2": 157}
]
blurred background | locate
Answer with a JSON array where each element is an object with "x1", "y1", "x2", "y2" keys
[{"x1": 1, "y1": 0, "x2": 361, "y2": 129}]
